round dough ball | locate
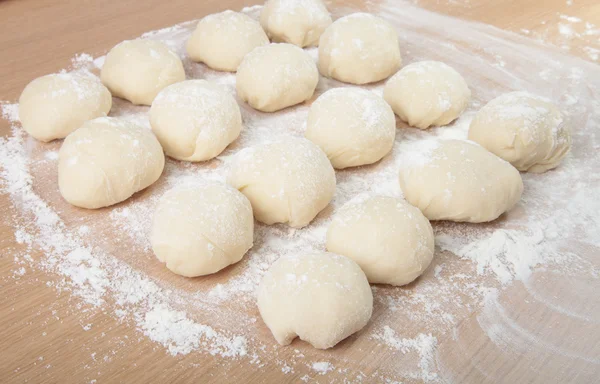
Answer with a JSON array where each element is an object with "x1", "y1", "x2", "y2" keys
[
  {"x1": 257, "y1": 252, "x2": 373, "y2": 349},
  {"x1": 318, "y1": 13, "x2": 401, "y2": 85},
  {"x1": 101, "y1": 39, "x2": 185, "y2": 105},
  {"x1": 398, "y1": 140, "x2": 523, "y2": 223},
  {"x1": 186, "y1": 11, "x2": 269, "y2": 72},
  {"x1": 260, "y1": 0, "x2": 332, "y2": 47},
  {"x1": 18, "y1": 73, "x2": 112, "y2": 142},
  {"x1": 151, "y1": 184, "x2": 254, "y2": 277},
  {"x1": 227, "y1": 138, "x2": 335, "y2": 228},
  {"x1": 384, "y1": 61, "x2": 471, "y2": 129},
  {"x1": 58, "y1": 117, "x2": 164, "y2": 209},
  {"x1": 326, "y1": 196, "x2": 434, "y2": 286},
  {"x1": 305, "y1": 88, "x2": 396, "y2": 169},
  {"x1": 149, "y1": 80, "x2": 242, "y2": 162},
  {"x1": 468, "y1": 91, "x2": 571, "y2": 173},
  {"x1": 236, "y1": 43, "x2": 319, "y2": 112}
]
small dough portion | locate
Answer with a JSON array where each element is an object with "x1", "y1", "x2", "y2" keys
[
  {"x1": 237, "y1": 43, "x2": 319, "y2": 112},
  {"x1": 305, "y1": 88, "x2": 396, "y2": 169},
  {"x1": 257, "y1": 252, "x2": 373, "y2": 349},
  {"x1": 58, "y1": 117, "x2": 165, "y2": 209},
  {"x1": 398, "y1": 140, "x2": 523, "y2": 223},
  {"x1": 227, "y1": 138, "x2": 336, "y2": 228},
  {"x1": 260, "y1": 0, "x2": 332, "y2": 47},
  {"x1": 318, "y1": 13, "x2": 401, "y2": 85},
  {"x1": 101, "y1": 39, "x2": 185, "y2": 105},
  {"x1": 327, "y1": 196, "x2": 434, "y2": 286},
  {"x1": 384, "y1": 61, "x2": 471, "y2": 129},
  {"x1": 149, "y1": 80, "x2": 242, "y2": 162},
  {"x1": 186, "y1": 10, "x2": 269, "y2": 72},
  {"x1": 151, "y1": 184, "x2": 254, "y2": 277},
  {"x1": 18, "y1": 73, "x2": 112, "y2": 142},
  {"x1": 468, "y1": 91, "x2": 571, "y2": 173}
]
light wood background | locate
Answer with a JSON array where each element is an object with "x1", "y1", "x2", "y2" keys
[{"x1": 1, "y1": 0, "x2": 599, "y2": 383}]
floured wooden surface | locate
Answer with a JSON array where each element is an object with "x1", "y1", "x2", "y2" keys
[{"x1": 1, "y1": 1, "x2": 599, "y2": 382}]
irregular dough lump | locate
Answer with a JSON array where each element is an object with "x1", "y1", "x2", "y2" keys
[
  {"x1": 257, "y1": 252, "x2": 373, "y2": 349},
  {"x1": 318, "y1": 13, "x2": 401, "y2": 85},
  {"x1": 186, "y1": 10, "x2": 269, "y2": 72},
  {"x1": 327, "y1": 196, "x2": 434, "y2": 286},
  {"x1": 260, "y1": 0, "x2": 332, "y2": 47},
  {"x1": 305, "y1": 87, "x2": 396, "y2": 169},
  {"x1": 227, "y1": 137, "x2": 336, "y2": 228},
  {"x1": 398, "y1": 140, "x2": 523, "y2": 223},
  {"x1": 151, "y1": 184, "x2": 254, "y2": 277},
  {"x1": 236, "y1": 43, "x2": 319, "y2": 112},
  {"x1": 18, "y1": 73, "x2": 112, "y2": 142},
  {"x1": 101, "y1": 39, "x2": 185, "y2": 105},
  {"x1": 149, "y1": 80, "x2": 242, "y2": 161},
  {"x1": 468, "y1": 91, "x2": 571, "y2": 173},
  {"x1": 384, "y1": 61, "x2": 471, "y2": 129},
  {"x1": 58, "y1": 117, "x2": 165, "y2": 209}
]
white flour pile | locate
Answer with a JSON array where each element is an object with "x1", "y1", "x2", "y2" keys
[{"x1": 1, "y1": 1, "x2": 599, "y2": 382}]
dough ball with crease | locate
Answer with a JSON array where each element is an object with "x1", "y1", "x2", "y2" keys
[
  {"x1": 327, "y1": 196, "x2": 434, "y2": 286},
  {"x1": 398, "y1": 139, "x2": 523, "y2": 223},
  {"x1": 236, "y1": 43, "x2": 318, "y2": 112},
  {"x1": 186, "y1": 10, "x2": 269, "y2": 72},
  {"x1": 468, "y1": 91, "x2": 571, "y2": 173},
  {"x1": 318, "y1": 13, "x2": 401, "y2": 84},
  {"x1": 151, "y1": 184, "x2": 254, "y2": 277},
  {"x1": 149, "y1": 80, "x2": 242, "y2": 162},
  {"x1": 305, "y1": 88, "x2": 396, "y2": 169},
  {"x1": 257, "y1": 252, "x2": 373, "y2": 349},
  {"x1": 18, "y1": 73, "x2": 112, "y2": 142},
  {"x1": 101, "y1": 39, "x2": 185, "y2": 105},
  {"x1": 227, "y1": 137, "x2": 335, "y2": 228},
  {"x1": 260, "y1": 0, "x2": 332, "y2": 47},
  {"x1": 384, "y1": 61, "x2": 471, "y2": 129},
  {"x1": 58, "y1": 117, "x2": 164, "y2": 209}
]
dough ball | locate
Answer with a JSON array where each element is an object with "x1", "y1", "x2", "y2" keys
[
  {"x1": 186, "y1": 11, "x2": 269, "y2": 72},
  {"x1": 58, "y1": 117, "x2": 165, "y2": 209},
  {"x1": 305, "y1": 88, "x2": 396, "y2": 169},
  {"x1": 149, "y1": 80, "x2": 242, "y2": 162},
  {"x1": 383, "y1": 61, "x2": 471, "y2": 129},
  {"x1": 151, "y1": 184, "x2": 254, "y2": 277},
  {"x1": 318, "y1": 13, "x2": 401, "y2": 85},
  {"x1": 101, "y1": 39, "x2": 185, "y2": 105},
  {"x1": 468, "y1": 91, "x2": 571, "y2": 173},
  {"x1": 18, "y1": 73, "x2": 112, "y2": 142},
  {"x1": 398, "y1": 140, "x2": 523, "y2": 223},
  {"x1": 227, "y1": 137, "x2": 335, "y2": 228},
  {"x1": 257, "y1": 252, "x2": 373, "y2": 349},
  {"x1": 236, "y1": 43, "x2": 319, "y2": 112},
  {"x1": 326, "y1": 196, "x2": 434, "y2": 286},
  {"x1": 260, "y1": 0, "x2": 332, "y2": 47}
]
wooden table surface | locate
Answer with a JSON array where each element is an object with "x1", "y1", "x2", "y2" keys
[{"x1": 1, "y1": 1, "x2": 599, "y2": 383}]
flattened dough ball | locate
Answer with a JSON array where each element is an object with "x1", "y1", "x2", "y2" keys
[
  {"x1": 149, "y1": 80, "x2": 242, "y2": 161},
  {"x1": 398, "y1": 140, "x2": 523, "y2": 223},
  {"x1": 384, "y1": 61, "x2": 471, "y2": 129},
  {"x1": 58, "y1": 117, "x2": 165, "y2": 209},
  {"x1": 257, "y1": 252, "x2": 373, "y2": 349},
  {"x1": 151, "y1": 184, "x2": 254, "y2": 277},
  {"x1": 18, "y1": 73, "x2": 112, "y2": 142},
  {"x1": 227, "y1": 138, "x2": 336, "y2": 228},
  {"x1": 327, "y1": 196, "x2": 434, "y2": 286},
  {"x1": 101, "y1": 39, "x2": 185, "y2": 105},
  {"x1": 260, "y1": 0, "x2": 332, "y2": 47},
  {"x1": 236, "y1": 43, "x2": 319, "y2": 112},
  {"x1": 186, "y1": 10, "x2": 269, "y2": 72},
  {"x1": 468, "y1": 91, "x2": 571, "y2": 173},
  {"x1": 305, "y1": 88, "x2": 396, "y2": 169},
  {"x1": 318, "y1": 13, "x2": 401, "y2": 85}
]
